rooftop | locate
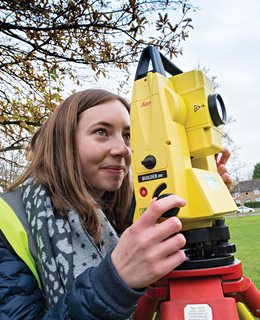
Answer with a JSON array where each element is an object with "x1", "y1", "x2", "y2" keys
[{"x1": 231, "y1": 178, "x2": 260, "y2": 193}]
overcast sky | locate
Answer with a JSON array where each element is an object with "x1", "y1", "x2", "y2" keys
[
  {"x1": 90, "y1": 0, "x2": 260, "y2": 180},
  {"x1": 175, "y1": 0, "x2": 260, "y2": 179}
]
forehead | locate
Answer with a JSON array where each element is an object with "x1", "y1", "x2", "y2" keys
[{"x1": 79, "y1": 99, "x2": 130, "y2": 127}]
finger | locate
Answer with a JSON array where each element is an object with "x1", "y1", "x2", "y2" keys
[
  {"x1": 158, "y1": 249, "x2": 187, "y2": 275},
  {"x1": 154, "y1": 216, "x2": 183, "y2": 242},
  {"x1": 217, "y1": 164, "x2": 227, "y2": 176},
  {"x1": 216, "y1": 148, "x2": 231, "y2": 165},
  {"x1": 156, "y1": 233, "x2": 186, "y2": 258},
  {"x1": 221, "y1": 172, "x2": 233, "y2": 190},
  {"x1": 137, "y1": 195, "x2": 187, "y2": 227}
]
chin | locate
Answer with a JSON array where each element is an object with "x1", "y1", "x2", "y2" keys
[{"x1": 104, "y1": 183, "x2": 123, "y2": 192}]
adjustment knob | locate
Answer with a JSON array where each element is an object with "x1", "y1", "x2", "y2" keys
[
  {"x1": 157, "y1": 193, "x2": 180, "y2": 217},
  {"x1": 141, "y1": 155, "x2": 156, "y2": 169}
]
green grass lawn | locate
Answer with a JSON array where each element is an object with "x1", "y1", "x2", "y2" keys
[{"x1": 225, "y1": 214, "x2": 260, "y2": 291}]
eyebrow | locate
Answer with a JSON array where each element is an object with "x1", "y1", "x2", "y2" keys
[{"x1": 90, "y1": 121, "x2": 130, "y2": 131}]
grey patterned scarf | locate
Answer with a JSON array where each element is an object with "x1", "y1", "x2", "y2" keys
[{"x1": 21, "y1": 178, "x2": 119, "y2": 307}]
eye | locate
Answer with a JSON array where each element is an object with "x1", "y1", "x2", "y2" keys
[
  {"x1": 123, "y1": 132, "x2": 130, "y2": 144},
  {"x1": 123, "y1": 132, "x2": 130, "y2": 140},
  {"x1": 95, "y1": 128, "x2": 107, "y2": 136}
]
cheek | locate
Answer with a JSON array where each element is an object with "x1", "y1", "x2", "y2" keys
[
  {"x1": 78, "y1": 152, "x2": 95, "y2": 179},
  {"x1": 77, "y1": 142, "x2": 86, "y2": 165},
  {"x1": 125, "y1": 155, "x2": 131, "y2": 172},
  {"x1": 77, "y1": 140, "x2": 103, "y2": 174},
  {"x1": 127, "y1": 151, "x2": 132, "y2": 163},
  {"x1": 76, "y1": 139, "x2": 93, "y2": 172},
  {"x1": 76, "y1": 133, "x2": 93, "y2": 161}
]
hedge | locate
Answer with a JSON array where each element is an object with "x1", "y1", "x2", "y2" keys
[{"x1": 243, "y1": 201, "x2": 260, "y2": 208}]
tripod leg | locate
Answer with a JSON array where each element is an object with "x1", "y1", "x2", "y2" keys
[
  {"x1": 134, "y1": 293, "x2": 159, "y2": 320},
  {"x1": 237, "y1": 303, "x2": 255, "y2": 320}
]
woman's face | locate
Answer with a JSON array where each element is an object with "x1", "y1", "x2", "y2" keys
[{"x1": 76, "y1": 99, "x2": 131, "y2": 197}]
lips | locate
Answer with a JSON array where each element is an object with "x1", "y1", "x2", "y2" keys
[
  {"x1": 102, "y1": 165, "x2": 125, "y2": 176},
  {"x1": 102, "y1": 165, "x2": 125, "y2": 171}
]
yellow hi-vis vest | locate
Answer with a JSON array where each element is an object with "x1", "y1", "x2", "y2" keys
[{"x1": 0, "y1": 188, "x2": 41, "y2": 288}]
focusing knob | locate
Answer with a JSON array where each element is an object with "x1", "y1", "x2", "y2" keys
[
  {"x1": 141, "y1": 155, "x2": 156, "y2": 169},
  {"x1": 157, "y1": 193, "x2": 180, "y2": 217}
]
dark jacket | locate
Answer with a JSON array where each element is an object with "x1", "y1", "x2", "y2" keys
[
  {"x1": 0, "y1": 190, "x2": 143, "y2": 320},
  {"x1": 0, "y1": 234, "x2": 143, "y2": 320}
]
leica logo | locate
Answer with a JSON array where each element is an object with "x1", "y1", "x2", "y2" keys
[{"x1": 140, "y1": 100, "x2": 151, "y2": 108}]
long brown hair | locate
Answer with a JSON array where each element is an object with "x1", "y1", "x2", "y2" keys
[{"x1": 10, "y1": 89, "x2": 132, "y2": 242}]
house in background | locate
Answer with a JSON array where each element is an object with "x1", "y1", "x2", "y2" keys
[{"x1": 230, "y1": 178, "x2": 260, "y2": 206}]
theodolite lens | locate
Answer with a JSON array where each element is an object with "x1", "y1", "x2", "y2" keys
[{"x1": 208, "y1": 93, "x2": 227, "y2": 126}]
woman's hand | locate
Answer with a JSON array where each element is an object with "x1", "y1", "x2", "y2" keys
[
  {"x1": 111, "y1": 195, "x2": 187, "y2": 289},
  {"x1": 215, "y1": 148, "x2": 233, "y2": 190}
]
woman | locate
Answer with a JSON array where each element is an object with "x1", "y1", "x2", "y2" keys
[{"x1": 0, "y1": 89, "x2": 232, "y2": 319}]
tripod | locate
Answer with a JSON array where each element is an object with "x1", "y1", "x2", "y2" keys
[{"x1": 134, "y1": 221, "x2": 260, "y2": 320}]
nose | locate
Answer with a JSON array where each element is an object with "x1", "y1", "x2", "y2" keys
[{"x1": 110, "y1": 136, "x2": 130, "y2": 158}]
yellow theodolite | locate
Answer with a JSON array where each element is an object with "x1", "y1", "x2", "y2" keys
[
  {"x1": 130, "y1": 46, "x2": 237, "y2": 231},
  {"x1": 131, "y1": 46, "x2": 260, "y2": 320}
]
